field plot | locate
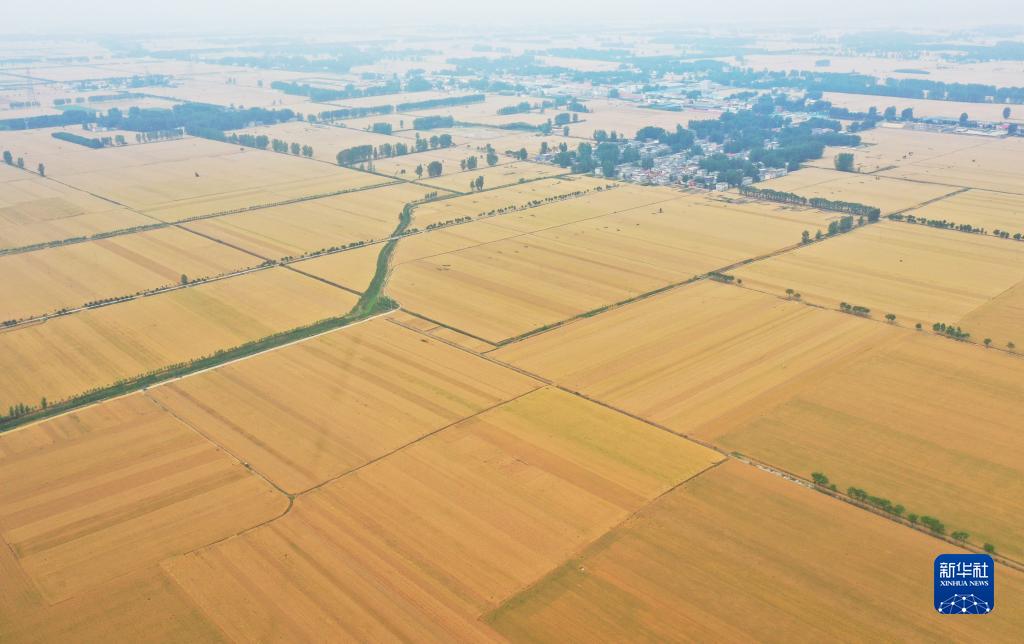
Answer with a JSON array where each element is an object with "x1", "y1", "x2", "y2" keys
[
  {"x1": 487, "y1": 461, "x2": 1024, "y2": 642},
  {"x1": 184, "y1": 182, "x2": 437, "y2": 260},
  {"x1": 0, "y1": 226, "x2": 259, "y2": 321},
  {"x1": 824, "y1": 91, "x2": 1024, "y2": 123},
  {"x1": 878, "y1": 136, "x2": 1024, "y2": 194},
  {"x1": 163, "y1": 387, "x2": 722, "y2": 641},
  {"x1": 807, "y1": 126, "x2": 992, "y2": 173},
  {"x1": 148, "y1": 318, "x2": 537, "y2": 493},
  {"x1": 389, "y1": 192, "x2": 838, "y2": 342},
  {"x1": 909, "y1": 189, "x2": 1024, "y2": 235},
  {"x1": 730, "y1": 221, "x2": 1024, "y2": 340},
  {"x1": 567, "y1": 99, "x2": 719, "y2": 139},
  {"x1": 958, "y1": 278, "x2": 1024, "y2": 349},
  {"x1": 494, "y1": 282, "x2": 1024, "y2": 558},
  {"x1": 230, "y1": 120, "x2": 407, "y2": 163},
  {"x1": 30, "y1": 136, "x2": 385, "y2": 221},
  {"x1": 0, "y1": 163, "x2": 153, "y2": 250},
  {"x1": 756, "y1": 166, "x2": 960, "y2": 214},
  {"x1": 295, "y1": 243, "x2": 382, "y2": 292},
  {"x1": 0, "y1": 267, "x2": 357, "y2": 407},
  {"x1": 0, "y1": 393, "x2": 287, "y2": 603},
  {"x1": 143, "y1": 78, "x2": 313, "y2": 108},
  {"x1": 419, "y1": 160, "x2": 568, "y2": 192}
]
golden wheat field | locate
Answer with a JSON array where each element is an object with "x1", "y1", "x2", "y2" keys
[
  {"x1": 0, "y1": 163, "x2": 153, "y2": 249},
  {"x1": 418, "y1": 160, "x2": 569, "y2": 192},
  {"x1": 0, "y1": 267, "x2": 357, "y2": 407},
  {"x1": 756, "y1": 166, "x2": 960, "y2": 214},
  {"x1": 730, "y1": 221, "x2": 1024, "y2": 339},
  {"x1": 809, "y1": 126, "x2": 992, "y2": 173},
  {"x1": 493, "y1": 281, "x2": 1024, "y2": 558},
  {"x1": 909, "y1": 189, "x2": 1024, "y2": 235},
  {"x1": 388, "y1": 191, "x2": 839, "y2": 342},
  {"x1": 182, "y1": 182, "x2": 436, "y2": 260},
  {"x1": 0, "y1": 393, "x2": 287, "y2": 604},
  {"x1": 877, "y1": 136, "x2": 1024, "y2": 194},
  {"x1": 824, "y1": 91, "x2": 1024, "y2": 123},
  {"x1": 229, "y1": 120, "x2": 410, "y2": 163},
  {"x1": 0, "y1": 226, "x2": 260, "y2": 321},
  {"x1": 486, "y1": 460, "x2": 1024, "y2": 642},
  {"x1": 161, "y1": 387, "x2": 723, "y2": 641},
  {"x1": 148, "y1": 318, "x2": 539, "y2": 493}
]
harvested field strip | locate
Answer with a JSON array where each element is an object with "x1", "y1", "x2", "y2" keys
[
  {"x1": 486, "y1": 460, "x2": 1024, "y2": 641},
  {"x1": 163, "y1": 388, "x2": 723, "y2": 641}
]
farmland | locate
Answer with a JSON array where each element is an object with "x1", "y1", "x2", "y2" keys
[
  {"x1": 755, "y1": 166, "x2": 960, "y2": 214},
  {"x1": 0, "y1": 267, "x2": 357, "y2": 407},
  {"x1": 3, "y1": 24, "x2": 1024, "y2": 642},
  {"x1": 0, "y1": 393, "x2": 287, "y2": 603},
  {"x1": 0, "y1": 225, "x2": 260, "y2": 321},
  {"x1": 388, "y1": 190, "x2": 840, "y2": 342},
  {"x1": 162, "y1": 387, "x2": 723, "y2": 641},
  {"x1": 487, "y1": 461, "x2": 1024, "y2": 641},
  {"x1": 729, "y1": 221, "x2": 1024, "y2": 340},
  {"x1": 147, "y1": 319, "x2": 539, "y2": 493}
]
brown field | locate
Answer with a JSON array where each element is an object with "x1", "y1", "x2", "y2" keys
[
  {"x1": 0, "y1": 163, "x2": 153, "y2": 250},
  {"x1": 909, "y1": 189, "x2": 1024, "y2": 235},
  {"x1": 730, "y1": 221, "x2": 1024, "y2": 340},
  {"x1": 183, "y1": 182, "x2": 436, "y2": 260},
  {"x1": 0, "y1": 267, "x2": 357, "y2": 406},
  {"x1": 388, "y1": 191, "x2": 839, "y2": 342},
  {"x1": 0, "y1": 393, "x2": 287, "y2": 603},
  {"x1": 0, "y1": 226, "x2": 260, "y2": 321},
  {"x1": 808, "y1": 125, "x2": 992, "y2": 173},
  {"x1": 878, "y1": 136, "x2": 1024, "y2": 194},
  {"x1": 493, "y1": 281, "x2": 1024, "y2": 558},
  {"x1": 147, "y1": 317, "x2": 538, "y2": 493},
  {"x1": 162, "y1": 387, "x2": 723, "y2": 641},
  {"x1": 13, "y1": 135, "x2": 385, "y2": 220},
  {"x1": 419, "y1": 160, "x2": 569, "y2": 192},
  {"x1": 756, "y1": 166, "x2": 960, "y2": 214},
  {"x1": 487, "y1": 460, "x2": 1024, "y2": 641}
]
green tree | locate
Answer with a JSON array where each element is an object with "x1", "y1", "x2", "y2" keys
[
  {"x1": 466, "y1": 156, "x2": 478, "y2": 170},
  {"x1": 984, "y1": 543, "x2": 996, "y2": 554},
  {"x1": 37, "y1": 163, "x2": 45, "y2": 177},
  {"x1": 901, "y1": 107, "x2": 914, "y2": 121},
  {"x1": 1008, "y1": 341, "x2": 1016, "y2": 351},
  {"x1": 426, "y1": 161, "x2": 443, "y2": 178},
  {"x1": 984, "y1": 338, "x2": 992, "y2": 347},
  {"x1": 801, "y1": 230, "x2": 811, "y2": 244},
  {"x1": 474, "y1": 175, "x2": 484, "y2": 191},
  {"x1": 951, "y1": 531, "x2": 969, "y2": 542},
  {"x1": 1, "y1": 150, "x2": 11, "y2": 164},
  {"x1": 180, "y1": 274, "x2": 188, "y2": 285},
  {"x1": 959, "y1": 112, "x2": 969, "y2": 126},
  {"x1": 811, "y1": 472, "x2": 830, "y2": 486},
  {"x1": 885, "y1": 313, "x2": 896, "y2": 323},
  {"x1": 834, "y1": 152, "x2": 855, "y2": 172},
  {"x1": 1003, "y1": 107, "x2": 1011, "y2": 119},
  {"x1": 415, "y1": 164, "x2": 423, "y2": 178}
]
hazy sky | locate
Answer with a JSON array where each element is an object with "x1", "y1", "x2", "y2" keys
[{"x1": 5, "y1": 0, "x2": 1021, "y2": 35}]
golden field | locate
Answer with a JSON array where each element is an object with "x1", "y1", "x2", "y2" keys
[
  {"x1": 2, "y1": 135, "x2": 386, "y2": 221},
  {"x1": 162, "y1": 387, "x2": 723, "y2": 641},
  {"x1": 0, "y1": 267, "x2": 357, "y2": 406},
  {"x1": 0, "y1": 393, "x2": 287, "y2": 604},
  {"x1": 878, "y1": 135, "x2": 1024, "y2": 194},
  {"x1": 0, "y1": 226, "x2": 259, "y2": 321},
  {"x1": 824, "y1": 90, "x2": 1024, "y2": 123},
  {"x1": 808, "y1": 125, "x2": 991, "y2": 174},
  {"x1": 909, "y1": 188, "x2": 1024, "y2": 235},
  {"x1": 730, "y1": 221, "x2": 1024, "y2": 340},
  {"x1": 230, "y1": 120, "x2": 411, "y2": 163},
  {"x1": 494, "y1": 281, "x2": 1024, "y2": 558},
  {"x1": 756, "y1": 166, "x2": 960, "y2": 214},
  {"x1": 148, "y1": 318, "x2": 538, "y2": 493},
  {"x1": 418, "y1": 160, "x2": 568, "y2": 192},
  {"x1": 487, "y1": 460, "x2": 1024, "y2": 641},
  {"x1": 0, "y1": 163, "x2": 153, "y2": 250},
  {"x1": 183, "y1": 182, "x2": 438, "y2": 260},
  {"x1": 388, "y1": 191, "x2": 838, "y2": 342},
  {"x1": 566, "y1": 99, "x2": 720, "y2": 139}
]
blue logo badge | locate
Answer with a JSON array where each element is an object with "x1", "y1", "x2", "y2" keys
[{"x1": 934, "y1": 554, "x2": 994, "y2": 614}]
